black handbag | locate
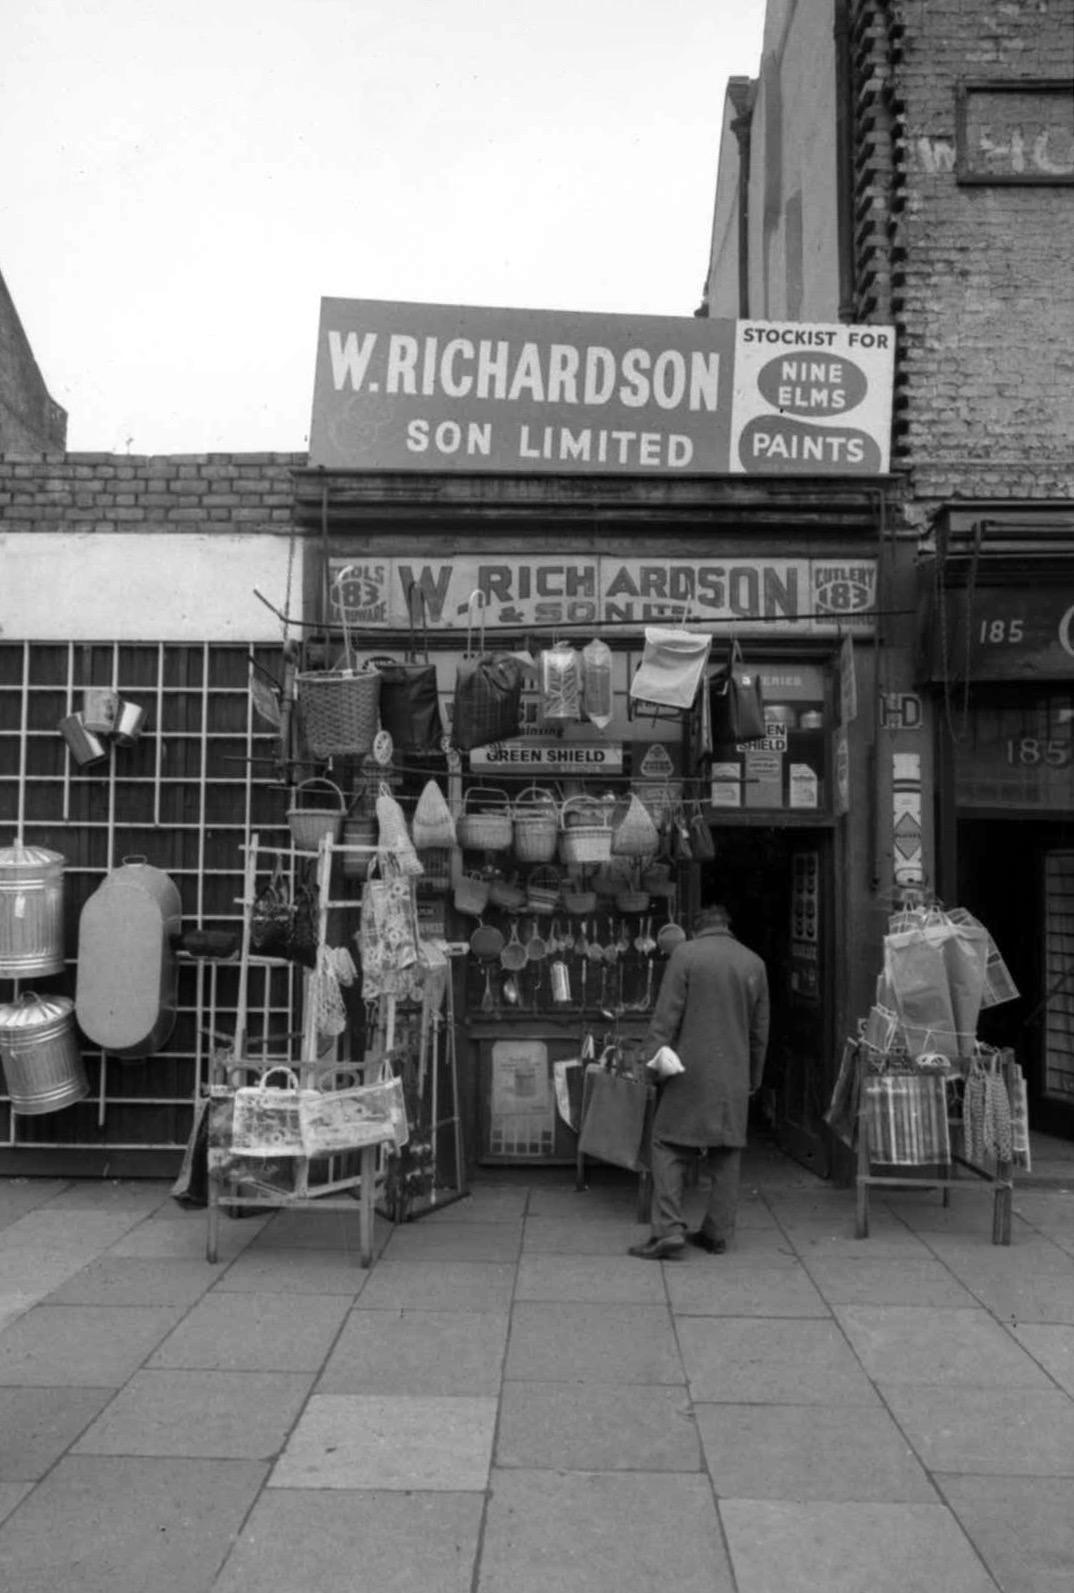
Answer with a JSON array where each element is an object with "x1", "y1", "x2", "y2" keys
[
  {"x1": 369, "y1": 585, "x2": 444, "y2": 753},
  {"x1": 451, "y1": 598, "x2": 524, "y2": 751},
  {"x1": 709, "y1": 639, "x2": 767, "y2": 743},
  {"x1": 249, "y1": 856, "x2": 294, "y2": 959}
]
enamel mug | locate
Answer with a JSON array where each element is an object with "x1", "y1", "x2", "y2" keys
[
  {"x1": 113, "y1": 699, "x2": 148, "y2": 746},
  {"x1": 58, "y1": 714, "x2": 109, "y2": 768},
  {"x1": 82, "y1": 687, "x2": 119, "y2": 735}
]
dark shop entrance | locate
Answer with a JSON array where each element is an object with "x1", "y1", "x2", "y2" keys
[
  {"x1": 699, "y1": 826, "x2": 835, "y2": 1178},
  {"x1": 958, "y1": 817, "x2": 1074, "y2": 1139}
]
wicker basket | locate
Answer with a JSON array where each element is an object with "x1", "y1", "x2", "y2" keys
[
  {"x1": 558, "y1": 795, "x2": 614, "y2": 868},
  {"x1": 611, "y1": 792, "x2": 660, "y2": 858},
  {"x1": 615, "y1": 889, "x2": 651, "y2": 914},
  {"x1": 453, "y1": 872, "x2": 490, "y2": 916},
  {"x1": 297, "y1": 665, "x2": 381, "y2": 760},
  {"x1": 287, "y1": 779, "x2": 346, "y2": 852},
  {"x1": 562, "y1": 884, "x2": 597, "y2": 917},
  {"x1": 512, "y1": 786, "x2": 559, "y2": 863},
  {"x1": 488, "y1": 875, "x2": 528, "y2": 913},
  {"x1": 342, "y1": 814, "x2": 378, "y2": 879},
  {"x1": 526, "y1": 866, "x2": 561, "y2": 915},
  {"x1": 456, "y1": 787, "x2": 513, "y2": 852}
]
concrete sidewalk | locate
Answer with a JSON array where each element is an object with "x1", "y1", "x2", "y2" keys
[{"x1": 0, "y1": 1137, "x2": 1071, "y2": 1593}]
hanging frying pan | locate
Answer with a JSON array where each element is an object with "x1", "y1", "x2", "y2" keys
[{"x1": 469, "y1": 919, "x2": 505, "y2": 961}]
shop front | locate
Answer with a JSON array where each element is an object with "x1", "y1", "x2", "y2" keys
[
  {"x1": 288, "y1": 486, "x2": 883, "y2": 1182},
  {"x1": 922, "y1": 506, "x2": 1074, "y2": 1139}
]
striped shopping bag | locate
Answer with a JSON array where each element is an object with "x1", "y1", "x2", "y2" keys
[{"x1": 864, "y1": 1073, "x2": 951, "y2": 1166}]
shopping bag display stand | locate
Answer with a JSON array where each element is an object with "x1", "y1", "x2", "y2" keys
[
  {"x1": 205, "y1": 833, "x2": 396, "y2": 1267},
  {"x1": 851, "y1": 1047, "x2": 1014, "y2": 1246}
]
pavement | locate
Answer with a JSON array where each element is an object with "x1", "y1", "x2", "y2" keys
[{"x1": 0, "y1": 1134, "x2": 1071, "y2": 1593}]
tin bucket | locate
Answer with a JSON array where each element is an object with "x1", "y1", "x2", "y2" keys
[
  {"x1": 58, "y1": 714, "x2": 108, "y2": 768},
  {"x1": 82, "y1": 688, "x2": 119, "y2": 735},
  {"x1": 0, "y1": 992, "x2": 89, "y2": 1115},
  {"x1": 0, "y1": 841, "x2": 66, "y2": 978},
  {"x1": 113, "y1": 699, "x2": 148, "y2": 746}
]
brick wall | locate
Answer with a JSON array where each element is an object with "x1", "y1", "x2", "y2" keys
[
  {"x1": 0, "y1": 272, "x2": 67, "y2": 453},
  {"x1": 888, "y1": 0, "x2": 1074, "y2": 517},
  {"x1": 0, "y1": 451, "x2": 308, "y2": 533}
]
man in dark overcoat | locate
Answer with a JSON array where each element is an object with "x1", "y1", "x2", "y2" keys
[{"x1": 629, "y1": 903, "x2": 769, "y2": 1260}]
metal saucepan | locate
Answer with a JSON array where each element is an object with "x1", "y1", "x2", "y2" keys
[{"x1": 470, "y1": 919, "x2": 505, "y2": 961}]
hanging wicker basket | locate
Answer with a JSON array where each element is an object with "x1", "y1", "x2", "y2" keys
[
  {"x1": 296, "y1": 664, "x2": 381, "y2": 760},
  {"x1": 341, "y1": 814, "x2": 378, "y2": 879},
  {"x1": 558, "y1": 795, "x2": 614, "y2": 868},
  {"x1": 562, "y1": 882, "x2": 598, "y2": 917},
  {"x1": 287, "y1": 779, "x2": 346, "y2": 852},
  {"x1": 526, "y1": 865, "x2": 562, "y2": 915},
  {"x1": 611, "y1": 792, "x2": 660, "y2": 858},
  {"x1": 488, "y1": 875, "x2": 528, "y2": 913},
  {"x1": 512, "y1": 786, "x2": 559, "y2": 863},
  {"x1": 456, "y1": 787, "x2": 513, "y2": 852}
]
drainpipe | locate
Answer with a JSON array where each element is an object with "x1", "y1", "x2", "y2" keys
[
  {"x1": 833, "y1": 0, "x2": 856, "y2": 319},
  {"x1": 728, "y1": 79, "x2": 755, "y2": 320}
]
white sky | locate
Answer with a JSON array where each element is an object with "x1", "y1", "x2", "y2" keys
[{"x1": 2, "y1": 0, "x2": 766, "y2": 455}]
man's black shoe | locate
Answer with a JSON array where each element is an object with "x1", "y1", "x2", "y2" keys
[
  {"x1": 628, "y1": 1236, "x2": 686, "y2": 1261},
  {"x1": 687, "y1": 1231, "x2": 727, "y2": 1254}
]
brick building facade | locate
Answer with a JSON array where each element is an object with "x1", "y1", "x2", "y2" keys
[{"x1": 703, "y1": 0, "x2": 1074, "y2": 1133}]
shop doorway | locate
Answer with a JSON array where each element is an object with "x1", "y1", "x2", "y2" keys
[
  {"x1": 958, "y1": 818, "x2": 1074, "y2": 1138},
  {"x1": 699, "y1": 827, "x2": 833, "y2": 1178}
]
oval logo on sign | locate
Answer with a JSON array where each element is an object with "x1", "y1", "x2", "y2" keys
[
  {"x1": 814, "y1": 575, "x2": 873, "y2": 614},
  {"x1": 757, "y1": 353, "x2": 868, "y2": 416},
  {"x1": 738, "y1": 416, "x2": 882, "y2": 475}
]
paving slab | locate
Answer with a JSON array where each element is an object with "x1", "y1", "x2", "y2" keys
[
  {"x1": 248, "y1": 1207, "x2": 394, "y2": 1253},
  {"x1": 148, "y1": 1290, "x2": 351, "y2": 1371},
  {"x1": 0, "y1": 1304, "x2": 185, "y2": 1386},
  {"x1": 0, "y1": 1455, "x2": 267, "y2": 1593},
  {"x1": 381, "y1": 1219, "x2": 522, "y2": 1263},
  {"x1": 719, "y1": 1498, "x2": 998, "y2": 1593},
  {"x1": 0, "y1": 1483, "x2": 30, "y2": 1526},
  {"x1": 317, "y1": 1307, "x2": 509, "y2": 1395},
  {"x1": 354, "y1": 1258, "x2": 518, "y2": 1311},
  {"x1": 1010, "y1": 1322, "x2": 1074, "y2": 1393},
  {"x1": 960, "y1": 1269, "x2": 1074, "y2": 1325},
  {"x1": 505, "y1": 1301, "x2": 683, "y2": 1384},
  {"x1": 527, "y1": 1183, "x2": 638, "y2": 1219},
  {"x1": 0, "y1": 1245, "x2": 101, "y2": 1300},
  {"x1": 834, "y1": 1303, "x2": 1056, "y2": 1386},
  {"x1": 270, "y1": 1393, "x2": 497, "y2": 1489},
  {"x1": 214, "y1": 1489, "x2": 484, "y2": 1593},
  {"x1": 496, "y1": 1380, "x2": 701, "y2": 1471},
  {"x1": 415, "y1": 1186, "x2": 529, "y2": 1222},
  {"x1": 0, "y1": 1387, "x2": 113, "y2": 1480},
  {"x1": 677, "y1": 1316, "x2": 880, "y2": 1404},
  {"x1": 0, "y1": 1208, "x2": 145, "y2": 1251},
  {"x1": 209, "y1": 1244, "x2": 371, "y2": 1295},
  {"x1": 478, "y1": 1469, "x2": 734, "y2": 1593},
  {"x1": 515, "y1": 1252, "x2": 665, "y2": 1303},
  {"x1": 0, "y1": 1290, "x2": 35, "y2": 1332},
  {"x1": 880, "y1": 1384, "x2": 1074, "y2": 1475},
  {"x1": 41, "y1": 1179, "x2": 171, "y2": 1214},
  {"x1": 695, "y1": 1403, "x2": 937, "y2": 1502},
  {"x1": 0, "y1": 1179, "x2": 67, "y2": 1230},
  {"x1": 72, "y1": 1368, "x2": 313, "y2": 1458},
  {"x1": 666, "y1": 1262, "x2": 831, "y2": 1317},
  {"x1": 521, "y1": 1215, "x2": 649, "y2": 1254},
  {"x1": 802, "y1": 1256, "x2": 981, "y2": 1308},
  {"x1": 941, "y1": 1474, "x2": 1074, "y2": 1593},
  {"x1": 43, "y1": 1256, "x2": 217, "y2": 1307},
  {"x1": 107, "y1": 1212, "x2": 269, "y2": 1259}
]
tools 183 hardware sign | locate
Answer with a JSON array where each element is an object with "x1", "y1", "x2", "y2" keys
[
  {"x1": 310, "y1": 298, "x2": 894, "y2": 476},
  {"x1": 327, "y1": 555, "x2": 877, "y2": 633}
]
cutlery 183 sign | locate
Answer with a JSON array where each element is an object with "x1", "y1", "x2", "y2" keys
[{"x1": 310, "y1": 299, "x2": 894, "y2": 477}]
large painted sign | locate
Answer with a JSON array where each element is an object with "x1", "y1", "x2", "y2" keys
[
  {"x1": 327, "y1": 554, "x2": 876, "y2": 632},
  {"x1": 310, "y1": 299, "x2": 894, "y2": 476}
]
